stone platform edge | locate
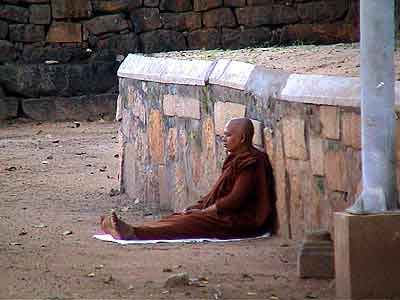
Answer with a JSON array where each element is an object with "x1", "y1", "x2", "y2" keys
[{"x1": 118, "y1": 54, "x2": 400, "y2": 108}]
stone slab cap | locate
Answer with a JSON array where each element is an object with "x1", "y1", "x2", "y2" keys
[
  {"x1": 117, "y1": 54, "x2": 216, "y2": 86},
  {"x1": 209, "y1": 59, "x2": 255, "y2": 90},
  {"x1": 245, "y1": 66, "x2": 290, "y2": 100},
  {"x1": 279, "y1": 74, "x2": 400, "y2": 108}
]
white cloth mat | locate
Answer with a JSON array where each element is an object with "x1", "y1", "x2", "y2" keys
[{"x1": 93, "y1": 232, "x2": 271, "y2": 245}]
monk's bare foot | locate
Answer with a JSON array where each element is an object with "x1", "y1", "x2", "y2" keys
[{"x1": 100, "y1": 211, "x2": 137, "y2": 240}]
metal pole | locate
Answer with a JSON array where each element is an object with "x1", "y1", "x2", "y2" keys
[{"x1": 347, "y1": 0, "x2": 399, "y2": 214}]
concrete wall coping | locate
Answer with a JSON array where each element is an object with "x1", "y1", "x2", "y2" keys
[
  {"x1": 278, "y1": 74, "x2": 400, "y2": 108},
  {"x1": 117, "y1": 54, "x2": 400, "y2": 108},
  {"x1": 208, "y1": 59, "x2": 255, "y2": 90},
  {"x1": 117, "y1": 54, "x2": 216, "y2": 86}
]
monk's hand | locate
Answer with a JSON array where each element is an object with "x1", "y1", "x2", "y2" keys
[
  {"x1": 183, "y1": 208, "x2": 202, "y2": 214},
  {"x1": 202, "y1": 204, "x2": 217, "y2": 214}
]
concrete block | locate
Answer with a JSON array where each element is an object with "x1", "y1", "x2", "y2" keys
[
  {"x1": 163, "y1": 94, "x2": 200, "y2": 119},
  {"x1": 297, "y1": 230, "x2": 334, "y2": 278},
  {"x1": 274, "y1": 129, "x2": 290, "y2": 238},
  {"x1": 320, "y1": 106, "x2": 340, "y2": 140},
  {"x1": 118, "y1": 54, "x2": 215, "y2": 86},
  {"x1": 342, "y1": 112, "x2": 361, "y2": 149},
  {"x1": 335, "y1": 212, "x2": 400, "y2": 299},
  {"x1": 214, "y1": 101, "x2": 246, "y2": 135},
  {"x1": 159, "y1": 165, "x2": 171, "y2": 211},
  {"x1": 209, "y1": 59, "x2": 255, "y2": 90},
  {"x1": 127, "y1": 85, "x2": 145, "y2": 123},
  {"x1": 309, "y1": 136, "x2": 324, "y2": 176},
  {"x1": 324, "y1": 144, "x2": 347, "y2": 192},
  {"x1": 282, "y1": 118, "x2": 307, "y2": 160},
  {"x1": 286, "y1": 159, "x2": 307, "y2": 239},
  {"x1": 148, "y1": 109, "x2": 164, "y2": 164},
  {"x1": 167, "y1": 127, "x2": 177, "y2": 161}
]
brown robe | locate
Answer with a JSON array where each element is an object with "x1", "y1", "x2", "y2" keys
[{"x1": 133, "y1": 146, "x2": 277, "y2": 240}]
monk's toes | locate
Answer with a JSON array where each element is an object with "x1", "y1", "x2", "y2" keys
[{"x1": 111, "y1": 211, "x2": 119, "y2": 226}]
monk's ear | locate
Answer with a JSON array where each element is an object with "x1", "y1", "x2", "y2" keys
[{"x1": 240, "y1": 133, "x2": 246, "y2": 143}]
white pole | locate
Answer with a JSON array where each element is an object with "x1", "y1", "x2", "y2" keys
[{"x1": 347, "y1": 0, "x2": 399, "y2": 213}]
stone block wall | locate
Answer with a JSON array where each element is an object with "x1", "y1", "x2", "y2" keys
[
  {"x1": 0, "y1": 0, "x2": 361, "y2": 66},
  {"x1": 0, "y1": 0, "x2": 366, "y2": 121},
  {"x1": 117, "y1": 54, "x2": 400, "y2": 240}
]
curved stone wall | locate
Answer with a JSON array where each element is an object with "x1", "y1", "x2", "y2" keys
[{"x1": 117, "y1": 54, "x2": 400, "y2": 240}]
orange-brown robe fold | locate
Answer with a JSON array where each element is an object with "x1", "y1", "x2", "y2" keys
[{"x1": 133, "y1": 147, "x2": 276, "y2": 240}]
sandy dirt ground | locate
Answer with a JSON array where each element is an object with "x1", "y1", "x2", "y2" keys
[
  {"x1": 3, "y1": 43, "x2": 384, "y2": 299},
  {"x1": 0, "y1": 120, "x2": 334, "y2": 299}
]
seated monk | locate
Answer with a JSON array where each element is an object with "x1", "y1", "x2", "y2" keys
[{"x1": 100, "y1": 117, "x2": 277, "y2": 240}]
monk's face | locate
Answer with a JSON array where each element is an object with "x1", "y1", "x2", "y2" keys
[{"x1": 223, "y1": 121, "x2": 245, "y2": 154}]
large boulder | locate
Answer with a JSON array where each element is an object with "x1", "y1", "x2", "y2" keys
[
  {"x1": 140, "y1": 30, "x2": 186, "y2": 53},
  {"x1": 159, "y1": 0, "x2": 192, "y2": 12},
  {"x1": 51, "y1": 0, "x2": 92, "y2": 19},
  {"x1": 280, "y1": 23, "x2": 358, "y2": 44},
  {"x1": 84, "y1": 14, "x2": 129, "y2": 35},
  {"x1": 0, "y1": 20, "x2": 8, "y2": 39},
  {"x1": 187, "y1": 29, "x2": 220, "y2": 49},
  {"x1": 222, "y1": 27, "x2": 271, "y2": 49},
  {"x1": 21, "y1": 93, "x2": 117, "y2": 121},
  {"x1": 0, "y1": 97, "x2": 18, "y2": 120},
  {"x1": 29, "y1": 4, "x2": 51, "y2": 24},
  {"x1": 203, "y1": 8, "x2": 236, "y2": 27},
  {"x1": 47, "y1": 22, "x2": 82, "y2": 43},
  {"x1": 96, "y1": 32, "x2": 140, "y2": 56},
  {"x1": 297, "y1": 0, "x2": 349, "y2": 23},
  {"x1": 21, "y1": 44, "x2": 89, "y2": 63},
  {"x1": 0, "y1": 40, "x2": 16, "y2": 63},
  {"x1": 144, "y1": 0, "x2": 159, "y2": 7},
  {"x1": 92, "y1": 0, "x2": 138, "y2": 13},
  {"x1": 0, "y1": 5, "x2": 29, "y2": 23},
  {"x1": 0, "y1": 62, "x2": 119, "y2": 97},
  {"x1": 161, "y1": 12, "x2": 201, "y2": 32},
  {"x1": 9, "y1": 24, "x2": 45, "y2": 42},
  {"x1": 131, "y1": 8, "x2": 162, "y2": 32},
  {"x1": 235, "y1": 6, "x2": 273, "y2": 27},
  {"x1": 193, "y1": 0, "x2": 222, "y2": 12}
]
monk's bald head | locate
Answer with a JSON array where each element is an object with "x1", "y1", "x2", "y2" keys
[{"x1": 225, "y1": 118, "x2": 254, "y2": 147}]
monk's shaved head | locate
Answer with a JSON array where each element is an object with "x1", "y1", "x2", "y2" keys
[{"x1": 226, "y1": 118, "x2": 254, "y2": 146}]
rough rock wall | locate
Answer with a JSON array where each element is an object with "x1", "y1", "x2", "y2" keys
[
  {"x1": 0, "y1": 0, "x2": 362, "y2": 121},
  {"x1": 117, "y1": 54, "x2": 400, "y2": 240},
  {"x1": 0, "y1": 0, "x2": 360, "y2": 64}
]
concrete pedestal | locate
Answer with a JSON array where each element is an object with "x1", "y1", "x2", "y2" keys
[{"x1": 334, "y1": 212, "x2": 400, "y2": 299}]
